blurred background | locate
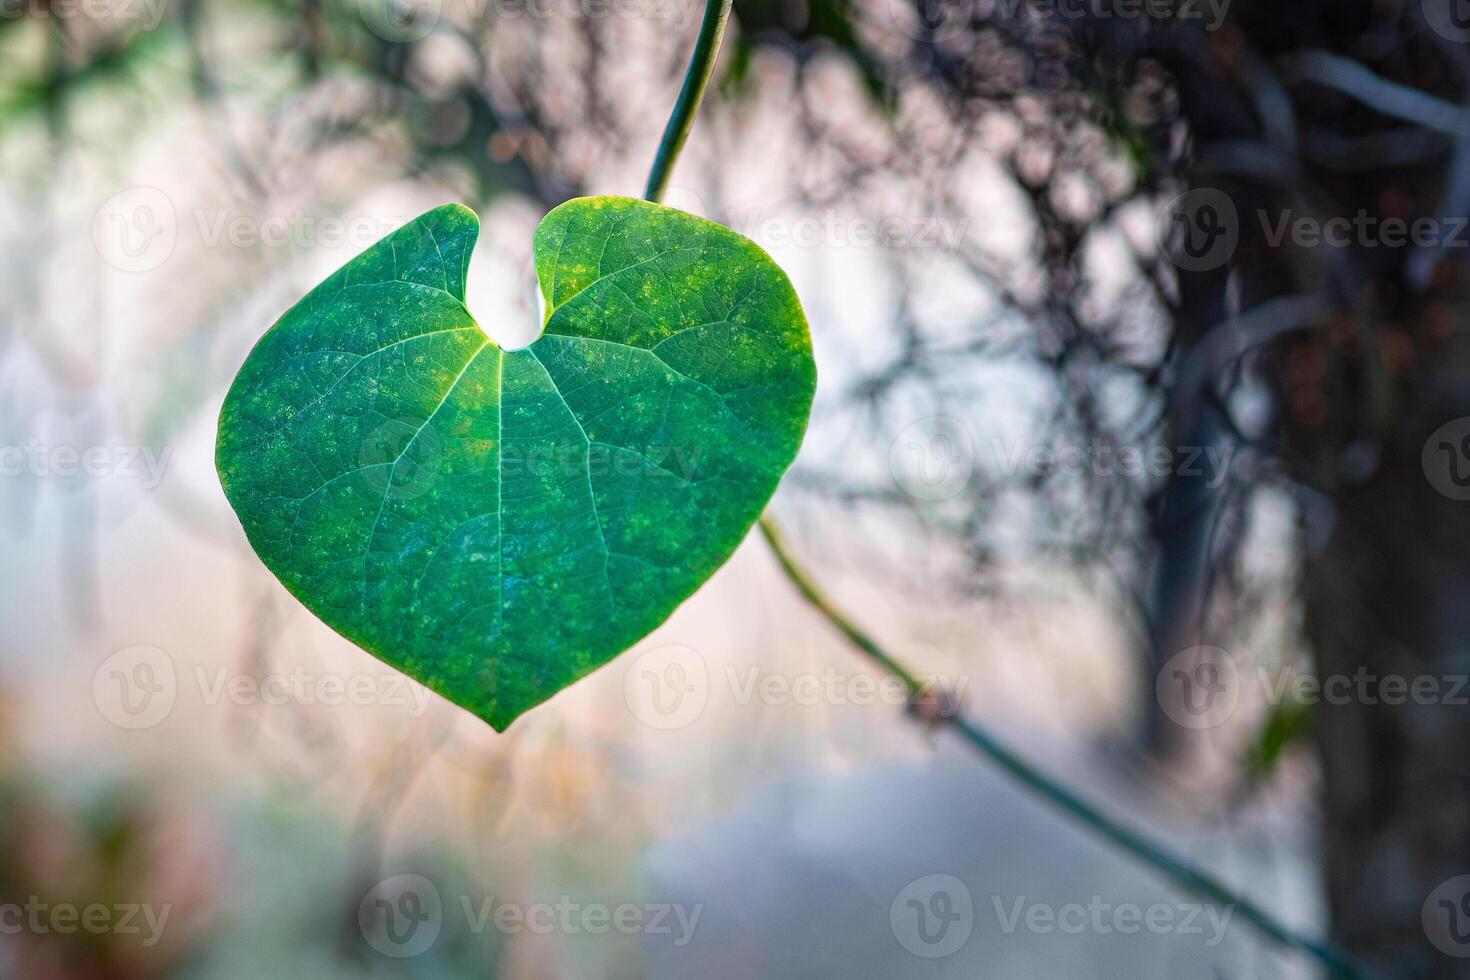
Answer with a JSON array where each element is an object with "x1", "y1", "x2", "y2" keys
[{"x1": 2, "y1": 0, "x2": 1469, "y2": 976}]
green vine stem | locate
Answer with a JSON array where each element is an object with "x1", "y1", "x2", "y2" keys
[
  {"x1": 642, "y1": 0, "x2": 732, "y2": 202},
  {"x1": 641, "y1": 3, "x2": 1367, "y2": 976},
  {"x1": 757, "y1": 517, "x2": 1365, "y2": 978}
]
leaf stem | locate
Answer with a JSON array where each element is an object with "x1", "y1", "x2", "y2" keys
[
  {"x1": 757, "y1": 516, "x2": 1368, "y2": 979},
  {"x1": 643, "y1": 0, "x2": 732, "y2": 204},
  {"x1": 638, "y1": 5, "x2": 1367, "y2": 976}
]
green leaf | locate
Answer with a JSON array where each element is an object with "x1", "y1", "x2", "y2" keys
[{"x1": 216, "y1": 197, "x2": 816, "y2": 730}]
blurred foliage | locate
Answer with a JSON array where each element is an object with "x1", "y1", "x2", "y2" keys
[{"x1": 1241, "y1": 699, "x2": 1313, "y2": 785}]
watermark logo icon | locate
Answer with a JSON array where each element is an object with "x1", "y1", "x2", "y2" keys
[
  {"x1": 359, "y1": 418, "x2": 444, "y2": 501},
  {"x1": 623, "y1": 644, "x2": 708, "y2": 729},
  {"x1": 359, "y1": 874, "x2": 443, "y2": 958},
  {"x1": 887, "y1": 0, "x2": 974, "y2": 43},
  {"x1": 1158, "y1": 188, "x2": 1238, "y2": 272},
  {"x1": 1422, "y1": 417, "x2": 1470, "y2": 501},
  {"x1": 660, "y1": 185, "x2": 710, "y2": 221},
  {"x1": 1424, "y1": 0, "x2": 1470, "y2": 42},
  {"x1": 890, "y1": 416, "x2": 975, "y2": 501},
  {"x1": 890, "y1": 873, "x2": 973, "y2": 958},
  {"x1": 361, "y1": 0, "x2": 440, "y2": 41},
  {"x1": 1423, "y1": 875, "x2": 1470, "y2": 957},
  {"x1": 92, "y1": 187, "x2": 176, "y2": 273},
  {"x1": 1156, "y1": 645, "x2": 1239, "y2": 730},
  {"x1": 92, "y1": 645, "x2": 177, "y2": 729}
]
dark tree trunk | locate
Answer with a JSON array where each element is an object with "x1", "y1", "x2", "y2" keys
[
  {"x1": 1111, "y1": 1, "x2": 1470, "y2": 970},
  {"x1": 1302, "y1": 309, "x2": 1470, "y2": 977}
]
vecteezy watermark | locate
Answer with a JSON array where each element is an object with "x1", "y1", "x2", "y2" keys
[
  {"x1": 0, "y1": 441, "x2": 171, "y2": 488},
  {"x1": 994, "y1": 0, "x2": 1231, "y2": 29},
  {"x1": 885, "y1": 0, "x2": 973, "y2": 43},
  {"x1": 886, "y1": 0, "x2": 1231, "y2": 45},
  {"x1": 500, "y1": 444, "x2": 704, "y2": 482},
  {"x1": 359, "y1": 0, "x2": 439, "y2": 40},
  {"x1": 1257, "y1": 211, "x2": 1470, "y2": 251},
  {"x1": 983, "y1": 438, "x2": 1234, "y2": 488},
  {"x1": 988, "y1": 895, "x2": 1234, "y2": 945},
  {"x1": 357, "y1": 420, "x2": 707, "y2": 504},
  {"x1": 1159, "y1": 188, "x2": 1470, "y2": 272},
  {"x1": 0, "y1": 898, "x2": 171, "y2": 947},
  {"x1": 1157, "y1": 188, "x2": 1239, "y2": 272},
  {"x1": 359, "y1": 875, "x2": 443, "y2": 958},
  {"x1": 358, "y1": 874, "x2": 702, "y2": 958},
  {"x1": 722, "y1": 208, "x2": 967, "y2": 255},
  {"x1": 458, "y1": 895, "x2": 701, "y2": 945},
  {"x1": 358, "y1": 0, "x2": 699, "y2": 41},
  {"x1": 358, "y1": 418, "x2": 446, "y2": 503},
  {"x1": 93, "y1": 645, "x2": 178, "y2": 730},
  {"x1": 194, "y1": 208, "x2": 406, "y2": 252},
  {"x1": 191, "y1": 664, "x2": 433, "y2": 716},
  {"x1": 1155, "y1": 645, "x2": 1239, "y2": 730},
  {"x1": 0, "y1": 0, "x2": 168, "y2": 28},
  {"x1": 890, "y1": 876, "x2": 1234, "y2": 958},
  {"x1": 621, "y1": 645, "x2": 966, "y2": 730},
  {"x1": 665, "y1": 188, "x2": 965, "y2": 254},
  {"x1": 890, "y1": 416, "x2": 976, "y2": 501},
  {"x1": 1423, "y1": 417, "x2": 1470, "y2": 501},
  {"x1": 1424, "y1": 0, "x2": 1470, "y2": 44},
  {"x1": 1424, "y1": 875, "x2": 1470, "y2": 958},
  {"x1": 486, "y1": 0, "x2": 698, "y2": 26},
  {"x1": 725, "y1": 665, "x2": 969, "y2": 715},
  {"x1": 890, "y1": 874, "x2": 974, "y2": 958},
  {"x1": 93, "y1": 187, "x2": 177, "y2": 273},
  {"x1": 92, "y1": 645, "x2": 436, "y2": 729},
  {"x1": 888, "y1": 416, "x2": 1236, "y2": 503},
  {"x1": 1257, "y1": 668, "x2": 1470, "y2": 709},
  {"x1": 92, "y1": 191, "x2": 418, "y2": 272},
  {"x1": 1157, "y1": 646, "x2": 1470, "y2": 730},
  {"x1": 623, "y1": 644, "x2": 710, "y2": 730}
]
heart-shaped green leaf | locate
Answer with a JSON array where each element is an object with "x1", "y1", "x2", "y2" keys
[{"x1": 216, "y1": 197, "x2": 815, "y2": 730}]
